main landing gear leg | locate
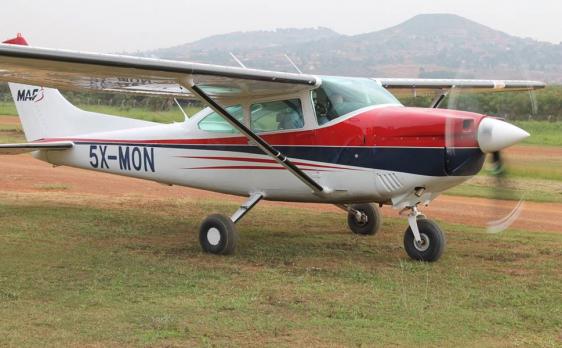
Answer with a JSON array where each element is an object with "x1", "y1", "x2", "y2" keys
[
  {"x1": 402, "y1": 206, "x2": 446, "y2": 262},
  {"x1": 199, "y1": 193, "x2": 263, "y2": 255}
]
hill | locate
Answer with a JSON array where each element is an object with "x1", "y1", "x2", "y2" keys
[{"x1": 136, "y1": 14, "x2": 562, "y2": 82}]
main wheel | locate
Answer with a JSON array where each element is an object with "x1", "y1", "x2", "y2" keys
[
  {"x1": 199, "y1": 214, "x2": 238, "y2": 255},
  {"x1": 403, "y1": 219, "x2": 445, "y2": 262},
  {"x1": 347, "y1": 203, "x2": 382, "y2": 235}
]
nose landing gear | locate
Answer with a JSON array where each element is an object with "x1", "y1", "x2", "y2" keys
[{"x1": 402, "y1": 206, "x2": 446, "y2": 262}]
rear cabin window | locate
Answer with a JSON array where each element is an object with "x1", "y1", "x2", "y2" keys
[
  {"x1": 197, "y1": 105, "x2": 244, "y2": 133},
  {"x1": 250, "y1": 99, "x2": 304, "y2": 133}
]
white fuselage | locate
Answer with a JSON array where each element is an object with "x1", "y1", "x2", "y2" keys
[{"x1": 37, "y1": 108, "x2": 472, "y2": 208}]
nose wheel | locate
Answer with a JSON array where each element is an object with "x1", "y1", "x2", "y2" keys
[{"x1": 403, "y1": 207, "x2": 446, "y2": 262}]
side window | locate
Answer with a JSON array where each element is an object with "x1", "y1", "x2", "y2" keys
[
  {"x1": 198, "y1": 105, "x2": 244, "y2": 133},
  {"x1": 250, "y1": 99, "x2": 304, "y2": 133}
]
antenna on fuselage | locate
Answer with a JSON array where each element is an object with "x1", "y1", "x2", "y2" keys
[
  {"x1": 174, "y1": 98, "x2": 189, "y2": 121},
  {"x1": 229, "y1": 52, "x2": 247, "y2": 69},
  {"x1": 284, "y1": 54, "x2": 303, "y2": 74}
]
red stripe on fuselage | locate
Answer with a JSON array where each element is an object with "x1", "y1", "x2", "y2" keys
[
  {"x1": 184, "y1": 165, "x2": 329, "y2": 171},
  {"x1": 37, "y1": 106, "x2": 484, "y2": 148}
]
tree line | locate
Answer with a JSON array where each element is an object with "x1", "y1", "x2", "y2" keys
[{"x1": 400, "y1": 86, "x2": 562, "y2": 122}]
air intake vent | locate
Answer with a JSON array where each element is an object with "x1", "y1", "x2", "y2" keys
[{"x1": 376, "y1": 173, "x2": 403, "y2": 193}]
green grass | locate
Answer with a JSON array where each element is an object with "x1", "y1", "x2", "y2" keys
[
  {"x1": 0, "y1": 101, "x2": 17, "y2": 115},
  {"x1": 0, "y1": 122, "x2": 24, "y2": 143},
  {"x1": 504, "y1": 159, "x2": 562, "y2": 182},
  {"x1": 0, "y1": 101, "x2": 199, "y2": 123},
  {"x1": 0, "y1": 193, "x2": 561, "y2": 347},
  {"x1": 33, "y1": 183, "x2": 70, "y2": 191},
  {"x1": 515, "y1": 121, "x2": 562, "y2": 147},
  {"x1": 447, "y1": 160, "x2": 562, "y2": 203},
  {"x1": 446, "y1": 182, "x2": 562, "y2": 203},
  {"x1": 497, "y1": 144, "x2": 562, "y2": 182},
  {"x1": 77, "y1": 104, "x2": 200, "y2": 123}
]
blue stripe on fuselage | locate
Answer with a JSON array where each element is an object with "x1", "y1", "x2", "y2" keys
[{"x1": 74, "y1": 142, "x2": 485, "y2": 177}]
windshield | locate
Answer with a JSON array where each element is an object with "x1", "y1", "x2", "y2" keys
[{"x1": 313, "y1": 76, "x2": 401, "y2": 125}]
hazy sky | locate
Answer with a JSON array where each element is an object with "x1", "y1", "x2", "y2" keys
[{"x1": 1, "y1": 0, "x2": 561, "y2": 52}]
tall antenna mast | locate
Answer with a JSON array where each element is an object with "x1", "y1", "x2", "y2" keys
[
  {"x1": 229, "y1": 52, "x2": 247, "y2": 69},
  {"x1": 174, "y1": 98, "x2": 189, "y2": 120},
  {"x1": 284, "y1": 54, "x2": 303, "y2": 74}
]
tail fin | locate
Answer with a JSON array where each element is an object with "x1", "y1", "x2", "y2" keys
[
  {"x1": 8, "y1": 83, "x2": 157, "y2": 141},
  {"x1": 3, "y1": 34, "x2": 158, "y2": 142}
]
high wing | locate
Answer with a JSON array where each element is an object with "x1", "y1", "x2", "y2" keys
[
  {"x1": 0, "y1": 44, "x2": 318, "y2": 100},
  {"x1": 376, "y1": 78, "x2": 545, "y2": 97},
  {"x1": 0, "y1": 42, "x2": 324, "y2": 192},
  {"x1": 0, "y1": 42, "x2": 546, "y2": 193},
  {"x1": 0, "y1": 141, "x2": 73, "y2": 155},
  {"x1": 0, "y1": 44, "x2": 545, "y2": 100}
]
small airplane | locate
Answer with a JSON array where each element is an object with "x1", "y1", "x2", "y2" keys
[{"x1": 0, "y1": 34, "x2": 544, "y2": 262}]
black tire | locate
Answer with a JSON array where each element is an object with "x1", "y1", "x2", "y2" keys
[
  {"x1": 403, "y1": 219, "x2": 446, "y2": 262},
  {"x1": 347, "y1": 203, "x2": 382, "y2": 235},
  {"x1": 199, "y1": 214, "x2": 238, "y2": 255}
]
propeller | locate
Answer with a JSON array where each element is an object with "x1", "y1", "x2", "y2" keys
[
  {"x1": 486, "y1": 149, "x2": 525, "y2": 234},
  {"x1": 443, "y1": 62, "x2": 536, "y2": 234}
]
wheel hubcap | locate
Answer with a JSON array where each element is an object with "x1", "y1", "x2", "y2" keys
[
  {"x1": 354, "y1": 211, "x2": 368, "y2": 226},
  {"x1": 207, "y1": 227, "x2": 221, "y2": 246},
  {"x1": 414, "y1": 233, "x2": 430, "y2": 252}
]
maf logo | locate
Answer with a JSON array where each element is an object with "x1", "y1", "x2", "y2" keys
[{"x1": 16, "y1": 88, "x2": 45, "y2": 102}]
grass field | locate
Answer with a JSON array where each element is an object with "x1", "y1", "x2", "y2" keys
[
  {"x1": 513, "y1": 121, "x2": 562, "y2": 147},
  {"x1": 0, "y1": 98, "x2": 561, "y2": 346},
  {"x1": 447, "y1": 178, "x2": 562, "y2": 203},
  {"x1": 0, "y1": 101, "x2": 194, "y2": 123},
  {"x1": 1, "y1": 192, "x2": 561, "y2": 347},
  {"x1": 0, "y1": 121, "x2": 24, "y2": 143},
  {"x1": 0, "y1": 101, "x2": 16, "y2": 116}
]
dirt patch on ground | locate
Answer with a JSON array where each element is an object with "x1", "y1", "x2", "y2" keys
[
  {"x1": 467, "y1": 175, "x2": 562, "y2": 194},
  {"x1": 504, "y1": 144, "x2": 562, "y2": 159},
  {"x1": 0, "y1": 116, "x2": 20, "y2": 125},
  {"x1": 1, "y1": 155, "x2": 561, "y2": 234}
]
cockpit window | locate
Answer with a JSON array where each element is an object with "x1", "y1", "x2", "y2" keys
[{"x1": 312, "y1": 76, "x2": 401, "y2": 125}]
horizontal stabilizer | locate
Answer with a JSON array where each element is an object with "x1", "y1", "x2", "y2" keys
[{"x1": 0, "y1": 141, "x2": 73, "y2": 155}]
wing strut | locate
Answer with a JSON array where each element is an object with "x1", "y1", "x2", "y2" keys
[
  {"x1": 182, "y1": 80, "x2": 325, "y2": 194},
  {"x1": 430, "y1": 89, "x2": 449, "y2": 108}
]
